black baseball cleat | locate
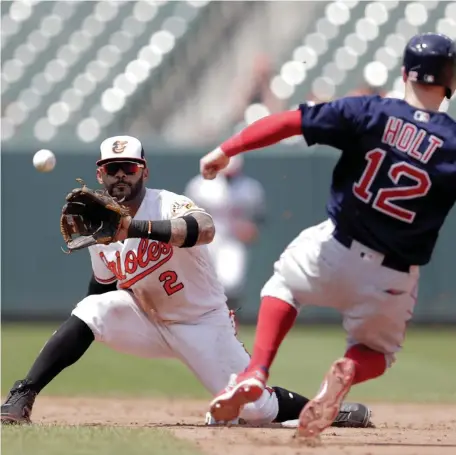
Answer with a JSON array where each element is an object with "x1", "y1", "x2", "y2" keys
[
  {"x1": 332, "y1": 402, "x2": 374, "y2": 428},
  {"x1": 1, "y1": 380, "x2": 37, "y2": 425}
]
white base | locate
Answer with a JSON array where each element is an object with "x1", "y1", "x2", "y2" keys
[
  {"x1": 204, "y1": 412, "x2": 299, "y2": 428},
  {"x1": 279, "y1": 419, "x2": 299, "y2": 428},
  {"x1": 205, "y1": 411, "x2": 240, "y2": 426}
]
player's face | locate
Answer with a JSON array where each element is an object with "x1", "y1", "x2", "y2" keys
[{"x1": 97, "y1": 161, "x2": 149, "y2": 201}]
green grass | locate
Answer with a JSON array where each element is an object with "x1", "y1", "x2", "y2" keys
[
  {"x1": 2, "y1": 323, "x2": 455, "y2": 402},
  {"x1": 2, "y1": 323, "x2": 455, "y2": 455},
  {"x1": 1, "y1": 323, "x2": 206, "y2": 399},
  {"x1": 1, "y1": 426, "x2": 203, "y2": 455}
]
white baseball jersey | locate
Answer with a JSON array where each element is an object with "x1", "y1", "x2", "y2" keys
[
  {"x1": 88, "y1": 188, "x2": 226, "y2": 323},
  {"x1": 184, "y1": 174, "x2": 266, "y2": 239}
]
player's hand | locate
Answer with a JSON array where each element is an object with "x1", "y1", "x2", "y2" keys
[
  {"x1": 114, "y1": 215, "x2": 132, "y2": 242},
  {"x1": 200, "y1": 147, "x2": 230, "y2": 180}
]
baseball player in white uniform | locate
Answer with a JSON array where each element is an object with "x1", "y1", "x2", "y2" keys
[
  {"x1": 184, "y1": 155, "x2": 266, "y2": 307},
  {"x1": 1, "y1": 135, "x2": 371, "y2": 428}
]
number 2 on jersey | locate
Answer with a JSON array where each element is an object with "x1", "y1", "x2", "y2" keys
[
  {"x1": 159, "y1": 270, "x2": 184, "y2": 296},
  {"x1": 353, "y1": 148, "x2": 431, "y2": 223}
]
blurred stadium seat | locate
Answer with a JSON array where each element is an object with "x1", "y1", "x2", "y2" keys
[
  {"x1": 2, "y1": 0, "x2": 211, "y2": 144},
  {"x1": 1, "y1": 0, "x2": 455, "y2": 147},
  {"x1": 239, "y1": 0, "x2": 456, "y2": 137}
]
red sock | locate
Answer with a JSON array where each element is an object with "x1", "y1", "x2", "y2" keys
[
  {"x1": 345, "y1": 344, "x2": 387, "y2": 385},
  {"x1": 247, "y1": 296, "x2": 298, "y2": 374}
]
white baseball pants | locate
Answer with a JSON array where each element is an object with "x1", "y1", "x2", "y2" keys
[
  {"x1": 261, "y1": 219, "x2": 419, "y2": 365},
  {"x1": 72, "y1": 291, "x2": 278, "y2": 424}
]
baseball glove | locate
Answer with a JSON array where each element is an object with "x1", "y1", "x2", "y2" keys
[{"x1": 60, "y1": 178, "x2": 130, "y2": 253}]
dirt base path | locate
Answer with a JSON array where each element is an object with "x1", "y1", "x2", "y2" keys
[{"x1": 32, "y1": 397, "x2": 456, "y2": 455}]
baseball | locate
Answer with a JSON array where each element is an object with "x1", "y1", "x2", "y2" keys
[{"x1": 33, "y1": 149, "x2": 56, "y2": 172}]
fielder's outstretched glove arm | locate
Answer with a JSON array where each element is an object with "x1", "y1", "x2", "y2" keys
[{"x1": 61, "y1": 180, "x2": 215, "y2": 253}]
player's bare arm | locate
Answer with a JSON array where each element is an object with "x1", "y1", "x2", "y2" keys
[
  {"x1": 167, "y1": 211, "x2": 215, "y2": 246},
  {"x1": 117, "y1": 211, "x2": 215, "y2": 247}
]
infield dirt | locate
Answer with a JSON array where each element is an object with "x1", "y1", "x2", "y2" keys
[{"x1": 28, "y1": 397, "x2": 456, "y2": 455}]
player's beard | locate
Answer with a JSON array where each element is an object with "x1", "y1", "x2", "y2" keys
[{"x1": 108, "y1": 179, "x2": 144, "y2": 202}]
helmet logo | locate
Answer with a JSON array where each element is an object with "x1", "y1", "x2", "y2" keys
[
  {"x1": 408, "y1": 71, "x2": 418, "y2": 81},
  {"x1": 112, "y1": 140, "x2": 128, "y2": 154}
]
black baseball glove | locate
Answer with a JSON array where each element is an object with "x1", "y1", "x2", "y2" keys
[{"x1": 60, "y1": 179, "x2": 130, "y2": 253}]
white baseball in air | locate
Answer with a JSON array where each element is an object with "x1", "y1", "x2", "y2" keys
[{"x1": 33, "y1": 149, "x2": 56, "y2": 172}]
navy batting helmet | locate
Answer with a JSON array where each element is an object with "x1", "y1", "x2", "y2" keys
[{"x1": 403, "y1": 32, "x2": 456, "y2": 99}]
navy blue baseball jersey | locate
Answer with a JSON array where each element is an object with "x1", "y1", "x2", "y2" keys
[{"x1": 299, "y1": 95, "x2": 456, "y2": 266}]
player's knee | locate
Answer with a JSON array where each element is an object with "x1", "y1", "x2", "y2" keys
[
  {"x1": 71, "y1": 294, "x2": 114, "y2": 341},
  {"x1": 260, "y1": 275, "x2": 298, "y2": 310},
  {"x1": 239, "y1": 387, "x2": 279, "y2": 424},
  {"x1": 348, "y1": 318, "x2": 404, "y2": 366}
]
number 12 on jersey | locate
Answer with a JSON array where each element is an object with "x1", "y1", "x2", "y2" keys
[{"x1": 353, "y1": 148, "x2": 431, "y2": 223}]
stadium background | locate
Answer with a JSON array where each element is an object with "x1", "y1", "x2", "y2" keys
[
  {"x1": 2, "y1": 0, "x2": 456, "y2": 323},
  {"x1": 2, "y1": 2, "x2": 456, "y2": 455}
]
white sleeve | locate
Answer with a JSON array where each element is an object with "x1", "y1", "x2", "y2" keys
[
  {"x1": 88, "y1": 246, "x2": 117, "y2": 284},
  {"x1": 161, "y1": 192, "x2": 209, "y2": 220}
]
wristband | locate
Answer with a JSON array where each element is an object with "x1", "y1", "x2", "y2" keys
[{"x1": 127, "y1": 220, "x2": 172, "y2": 243}]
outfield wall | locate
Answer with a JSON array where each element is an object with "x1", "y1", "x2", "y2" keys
[{"x1": 2, "y1": 142, "x2": 456, "y2": 322}]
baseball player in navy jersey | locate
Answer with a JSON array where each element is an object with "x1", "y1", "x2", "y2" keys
[
  {"x1": 1, "y1": 136, "x2": 371, "y2": 429},
  {"x1": 199, "y1": 32, "x2": 456, "y2": 440}
]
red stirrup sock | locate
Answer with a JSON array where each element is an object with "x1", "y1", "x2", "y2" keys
[
  {"x1": 345, "y1": 344, "x2": 387, "y2": 385},
  {"x1": 247, "y1": 297, "x2": 298, "y2": 374}
]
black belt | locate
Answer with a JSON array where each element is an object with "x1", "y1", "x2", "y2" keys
[{"x1": 332, "y1": 229, "x2": 411, "y2": 273}]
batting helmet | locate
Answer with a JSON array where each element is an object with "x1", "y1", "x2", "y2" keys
[{"x1": 403, "y1": 32, "x2": 456, "y2": 99}]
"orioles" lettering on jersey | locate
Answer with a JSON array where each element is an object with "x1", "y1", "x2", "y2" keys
[{"x1": 99, "y1": 239, "x2": 174, "y2": 288}]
